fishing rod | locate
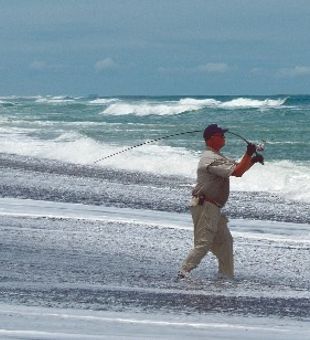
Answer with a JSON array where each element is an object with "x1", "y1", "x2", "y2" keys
[
  {"x1": 226, "y1": 131, "x2": 250, "y2": 144},
  {"x1": 227, "y1": 131, "x2": 265, "y2": 151},
  {"x1": 93, "y1": 129, "x2": 265, "y2": 164}
]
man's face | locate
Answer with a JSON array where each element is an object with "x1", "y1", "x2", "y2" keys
[{"x1": 208, "y1": 133, "x2": 225, "y2": 150}]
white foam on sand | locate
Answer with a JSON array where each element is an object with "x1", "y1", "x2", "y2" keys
[
  {"x1": 0, "y1": 303, "x2": 308, "y2": 340},
  {"x1": 0, "y1": 199, "x2": 309, "y2": 339},
  {"x1": 0, "y1": 197, "x2": 309, "y2": 242}
]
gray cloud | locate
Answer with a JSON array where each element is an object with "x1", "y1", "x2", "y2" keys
[
  {"x1": 158, "y1": 63, "x2": 230, "y2": 75},
  {"x1": 196, "y1": 63, "x2": 229, "y2": 73},
  {"x1": 95, "y1": 58, "x2": 118, "y2": 72},
  {"x1": 277, "y1": 66, "x2": 310, "y2": 77},
  {"x1": 30, "y1": 60, "x2": 63, "y2": 71}
]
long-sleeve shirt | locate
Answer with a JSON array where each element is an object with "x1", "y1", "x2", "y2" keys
[{"x1": 192, "y1": 147, "x2": 236, "y2": 207}]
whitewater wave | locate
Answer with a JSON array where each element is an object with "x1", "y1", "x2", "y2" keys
[
  {"x1": 101, "y1": 97, "x2": 287, "y2": 116},
  {"x1": 230, "y1": 160, "x2": 310, "y2": 202},
  {"x1": 220, "y1": 97, "x2": 287, "y2": 109},
  {"x1": 89, "y1": 98, "x2": 120, "y2": 104},
  {"x1": 35, "y1": 96, "x2": 75, "y2": 104},
  {"x1": 0, "y1": 131, "x2": 309, "y2": 203},
  {"x1": 0, "y1": 100, "x2": 15, "y2": 106},
  {"x1": 101, "y1": 100, "x2": 203, "y2": 116}
]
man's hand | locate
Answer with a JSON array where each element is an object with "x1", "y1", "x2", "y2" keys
[
  {"x1": 251, "y1": 154, "x2": 264, "y2": 165},
  {"x1": 246, "y1": 143, "x2": 257, "y2": 156}
]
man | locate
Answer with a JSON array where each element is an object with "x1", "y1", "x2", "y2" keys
[{"x1": 178, "y1": 123, "x2": 263, "y2": 280}]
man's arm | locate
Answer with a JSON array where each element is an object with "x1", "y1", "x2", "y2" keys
[{"x1": 232, "y1": 143, "x2": 256, "y2": 177}]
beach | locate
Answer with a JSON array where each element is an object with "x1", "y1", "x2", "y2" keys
[
  {"x1": 0, "y1": 197, "x2": 309, "y2": 338},
  {"x1": 2, "y1": 0, "x2": 310, "y2": 336}
]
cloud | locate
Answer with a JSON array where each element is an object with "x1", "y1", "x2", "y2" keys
[
  {"x1": 30, "y1": 60, "x2": 63, "y2": 71},
  {"x1": 158, "y1": 66, "x2": 185, "y2": 75},
  {"x1": 158, "y1": 62, "x2": 230, "y2": 75},
  {"x1": 250, "y1": 67, "x2": 264, "y2": 75},
  {"x1": 196, "y1": 63, "x2": 229, "y2": 73},
  {"x1": 95, "y1": 58, "x2": 118, "y2": 72},
  {"x1": 30, "y1": 61, "x2": 49, "y2": 70},
  {"x1": 277, "y1": 66, "x2": 310, "y2": 77}
]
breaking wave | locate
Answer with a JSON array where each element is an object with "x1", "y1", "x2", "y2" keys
[
  {"x1": 101, "y1": 97, "x2": 287, "y2": 116},
  {"x1": 35, "y1": 96, "x2": 76, "y2": 104},
  {"x1": 0, "y1": 100, "x2": 15, "y2": 106},
  {"x1": 89, "y1": 98, "x2": 120, "y2": 104}
]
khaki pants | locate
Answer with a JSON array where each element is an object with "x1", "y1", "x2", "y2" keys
[{"x1": 181, "y1": 202, "x2": 234, "y2": 278}]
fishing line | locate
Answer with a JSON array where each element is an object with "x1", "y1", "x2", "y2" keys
[
  {"x1": 93, "y1": 129, "x2": 202, "y2": 164},
  {"x1": 93, "y1": 129, "x2": 265, "y2": 164}
]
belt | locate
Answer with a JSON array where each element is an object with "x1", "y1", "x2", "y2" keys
[{"x1": 193, "y1": 195, "x2": 221, "y2": 208}]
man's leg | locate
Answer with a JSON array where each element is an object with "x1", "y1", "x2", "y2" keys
[
  {"x1": 210, "y1": 214, "x2": 234, "y2": 279},
  {"x1": 180, "y1": 202, "x2": 221, "y2": 273}
]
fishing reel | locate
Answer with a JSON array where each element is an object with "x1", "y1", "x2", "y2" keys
[
  {"x1": 255, "y1": 142, "x2": 265, "y2": 152},
  {"x1": 251, "y1": 142, "x2": 265, "y2": 164}
]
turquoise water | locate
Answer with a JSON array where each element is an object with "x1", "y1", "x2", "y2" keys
[
  {"x1": 0, "y1": 94, "x2": 309, "y2": 204},
  {"x1": 1, "y1": 95, "x2": 309, "y2": 162}
]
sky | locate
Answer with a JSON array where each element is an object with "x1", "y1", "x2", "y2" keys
[{"x1": 1, "y1": 0, "x2": 310, "y2": 96}]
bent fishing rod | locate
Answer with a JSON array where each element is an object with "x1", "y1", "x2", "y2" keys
[{"x1": 93, "y1": 129, "x2": 265, "y2": 164}]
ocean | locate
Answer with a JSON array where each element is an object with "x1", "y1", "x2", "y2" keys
[
  {"x1": 0, "y1": 94, "x2": 309, "y2": 218},
  {"x1": 0, "y1": 95, "x2": 309, "y2": 338}
]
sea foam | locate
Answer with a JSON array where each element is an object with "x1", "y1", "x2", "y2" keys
[{"x1": 0, "y1": 131, "x2": 309, "y2": 203}]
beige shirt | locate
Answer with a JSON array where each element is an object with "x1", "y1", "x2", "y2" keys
[{"x1": 192, "y1": 147, "x2": 236, "y2": 207}]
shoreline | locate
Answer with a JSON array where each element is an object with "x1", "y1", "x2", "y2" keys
[
  {"x1": 0, "y1": 197, "x2": 309, "y2": 241},
  {"x1": 1, "y1": 197, "x2": 309, "y2": 338},
  {"x1": 1, "y1": 303, "x2": 309, "y2": 340}
]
